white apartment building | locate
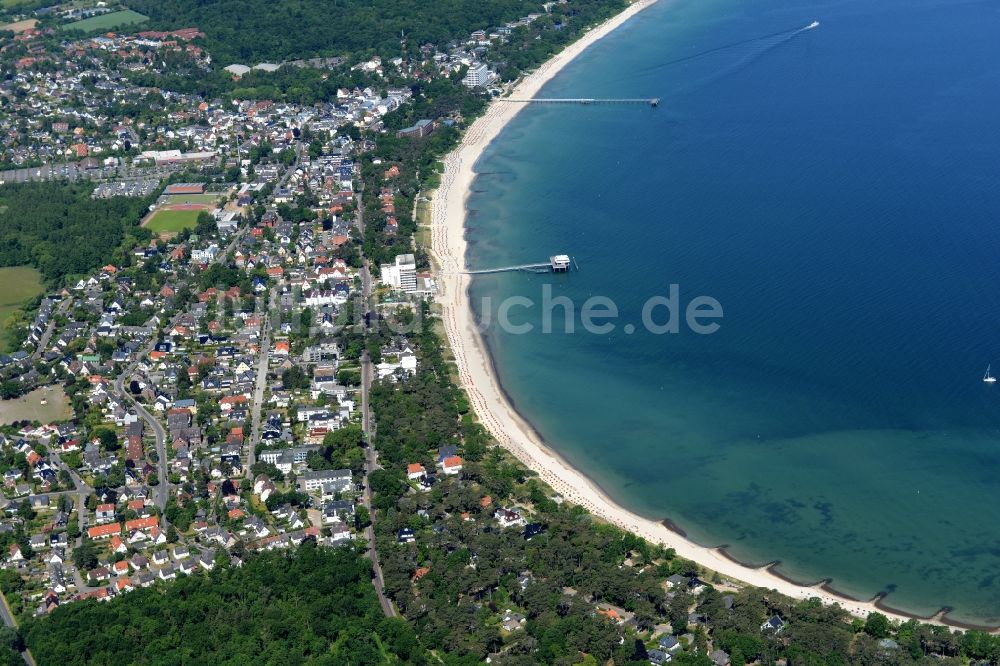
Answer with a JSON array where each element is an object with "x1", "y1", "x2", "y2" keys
[{"x1": 380, "y1": 253, "x2": 417, "y2": 293}]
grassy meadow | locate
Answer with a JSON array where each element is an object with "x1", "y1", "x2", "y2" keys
[
  {"x1": 0, "y1": 265, "x2": 44, "y2": 353},
  {"x1": 145, "y1": 208, "x2": 202, "y2": 233},
  {"x1": 60, "y1": 9, "x2": 148, "y2": 33}
]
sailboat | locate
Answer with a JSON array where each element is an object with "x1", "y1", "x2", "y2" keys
[{"x1": 984, "y1": 364, "x2": 997, "y2": 383}]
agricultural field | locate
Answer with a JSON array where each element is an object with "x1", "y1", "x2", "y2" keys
[
  {"x1": 144, "y1": 207, "x2": 201, "y2": 233},
  {"x1": 0, "y1": 265, "x2": 43, "y2": 352},
  {"x1": 60, "y1": 9, "x2": 148, "y2": 32},
  {"x1": 0, "y1": 18, "x2": 37, "y2": 32}
]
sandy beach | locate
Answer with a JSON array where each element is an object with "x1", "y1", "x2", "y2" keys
[{"x1": 428, "y1": 0, "x2": 961, "y2": 630}]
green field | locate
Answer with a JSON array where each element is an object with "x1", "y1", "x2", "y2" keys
[
  {"x1": 145, "y1": 208, "x2": 201, "y2": 233},
  {"x1": 0, "y1": 266, "x2": 44, "y2": 352},
  {"x1": 60, "y1": 9, "x2": 148, "y2": 33},
  {"x1": 0, "y1": 386, "x2": 72, "y2": 424},
  {"x1": 165, "y1": 194, "x2": 221, "y2": 205}
]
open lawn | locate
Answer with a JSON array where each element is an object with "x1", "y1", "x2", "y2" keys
[
  {"x1": 144, "y1": 208, "x2": 201, "y2": 233},
  {"x1": 0, "y1": 265, "x2": 43, "y2": 352},
  {"x1": 60, "y1": 9, "x2": 148, "y2": 33},
  {"x1": 1, "y1": 18, "x2": 37, "y2": 32},
  {"x1": 164, "y1": 193, "x2": 221, "y2": 205},
  {"x1": 0, "y1": 386, "x2": 72, "y2": 425}
]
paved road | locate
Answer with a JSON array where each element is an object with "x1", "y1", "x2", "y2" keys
[
  {"x1": 217, "y1": 217, "x2": 250, "y2": 265},
  {"x1": 247, "y1": 288, "x2": 274, "y2": 469},
  {"x1": 113, "y1": 334, "x2": 169, "y2": 512},
  {"x1": 32, "y1": 297, "x2": 72, "y2": 360},
  {"x1": 0, "y1": 590, "x2": 35, "y2": 666},
  {"x1": 274, "y1": 141, "x2": 303, "y2": 192},
  {"x1": 126, "y1": 387, "x2": 168, "y2": 511},
  {"x1": 50, "y1": 453, "x2": 92, "y2": 550},
  {"x1": 69, "y1": 472, "x2": 90, "y2": 547},
  {"x1": 354, "y1": 193, "x2": 395, "y2": 616},
  {"x1": 360, "y1": 348, "x2": 395, "y2": 618},
  {"x1": 355, "y1": 185, "x2": 366, "y2": 235}
]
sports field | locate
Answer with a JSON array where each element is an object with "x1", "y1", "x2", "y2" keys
[
  {"x1": 145, "y1": 208, "x2": 202, "y2": 233},
  {"x1": 164, "y1": 193, "x2": 220, "y2": 205},
  {"x1": 60, "y1": 9, "x2": 148, "y2": 33},
  {"x1": 0, "y1": 266, "x2": 43, "y2": 352}
]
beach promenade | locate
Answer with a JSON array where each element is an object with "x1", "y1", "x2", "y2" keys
[{"x1": 427, "y1": 0, "x2": 968, "y2": 630}]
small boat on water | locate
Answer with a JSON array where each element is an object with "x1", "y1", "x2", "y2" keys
[{"x1": 984, "y1": 364, "x2": 997, "y2": 383}]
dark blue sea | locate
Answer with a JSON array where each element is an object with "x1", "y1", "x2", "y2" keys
[{"x1": 465, "y1": 0, "x2": 1000, "y2": 624}]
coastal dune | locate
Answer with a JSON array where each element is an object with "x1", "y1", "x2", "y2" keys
[{"x1": 429, "y1": 0, "x2": 952, "y2": 629}]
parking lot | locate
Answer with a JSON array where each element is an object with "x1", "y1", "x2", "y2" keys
[
  {"x1": 92, "y1": 179, "x2": 161, "y2": 199},
  {"x1": 0, "y1": 162, "x2": 185, "y2": 188}
]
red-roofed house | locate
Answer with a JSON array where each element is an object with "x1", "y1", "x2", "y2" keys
[
  {"x1": 441, "y1": 455, "x2": 463, "y2": 475},
  {"x1": 110, "y1": 535, "x2": 127, "y2": 555},
  {"x1": 126, "y1": 436, "x2": 143, "y2": 461},
  {"x1": 125, "y1": 516, "x2": 159, "y2": 532},
  {"x1": 406, "y1": 463, "x2": 426, "y2": 480},
  {"x1": 88, "y1": 523, "x2": 122, "y2": 540},
  {"x1": 219, "y1": 395, "x2": 248, "y2": 411}
]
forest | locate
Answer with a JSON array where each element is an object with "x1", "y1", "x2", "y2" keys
[
  {"x1": 20, "y1": 543, "x2": 429, "y2": 665},
  {"x1": 0, "y1": 181, "x2": 154, "y2": 286},
  {"x1": 123, "y1": 0, "x2": 560, "y2": 65}
]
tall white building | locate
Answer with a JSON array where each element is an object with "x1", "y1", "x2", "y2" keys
[
  {"x1": 463, "y1": 63, "x2": 492, "y2": 88},
  {"x1": 380, "y1": 253, "x2": 417, "y2": 293}
]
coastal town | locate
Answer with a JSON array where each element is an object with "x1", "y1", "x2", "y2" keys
[
  {"x1": 0, "y1": 0, "x2": 556, "y2": 175},
  {"x1": 1, "y1": 0, "x2": 999, "y2": 664}
]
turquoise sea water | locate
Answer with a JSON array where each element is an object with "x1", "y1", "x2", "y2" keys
[{"x1": 465, "y1": 0, "x2": 1000, "y2": 625}]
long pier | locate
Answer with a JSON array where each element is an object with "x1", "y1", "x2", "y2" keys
[
  {"x1": 464, "y1": 255, "x2": 573, "y2": 275},
  {"x1": 464, "y1": 262, "x2": 554, "y2": 275},
  {"x1": 499, "y1": 97, "x2": 659, "y2": 107}
]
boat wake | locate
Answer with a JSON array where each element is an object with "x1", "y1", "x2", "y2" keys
[{"x1": 637, "y1": 20, "x2": 820, "y2": 75}]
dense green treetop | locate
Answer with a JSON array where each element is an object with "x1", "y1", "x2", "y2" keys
[
  {"x1": 0, "y1": 181, "x2": 154, "y2": 286},
  {"x1": 22, "y1": 543, "x2": 428, "y2": 665},
  {"x1": 124, "y1": 0, "x2": 550, "y2": 64}
]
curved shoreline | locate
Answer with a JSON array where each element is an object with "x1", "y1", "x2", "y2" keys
[{"x1": 427, "y1": 0, "x2": 997, "y2": 633}]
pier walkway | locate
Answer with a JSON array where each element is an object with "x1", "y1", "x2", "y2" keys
[
  {"x1": 498, "y1": 97, "x2": 659, "y2": 107},
  {"x1": 463, "y1": 254, "x2": 573, "y2": 275},
  {"x1": 463, "y1": 262, "x2": 554, "y2": 275}
]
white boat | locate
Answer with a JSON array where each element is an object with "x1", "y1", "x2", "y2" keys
[{"x1": 984, "y1": 364, "x2": 996, "y2": 383}]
